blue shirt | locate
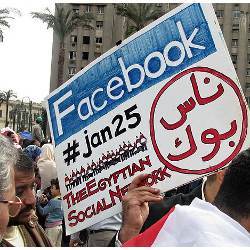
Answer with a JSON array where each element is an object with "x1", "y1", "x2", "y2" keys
[{"x1": 37, "y1": 197, "x2": 64, "y2": 226}]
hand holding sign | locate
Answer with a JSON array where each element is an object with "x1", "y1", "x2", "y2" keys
[{"x1": 119, "y1": 174, "x2": 162, "y2": 244}]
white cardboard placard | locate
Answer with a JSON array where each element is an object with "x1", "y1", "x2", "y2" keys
[{"x1": 45, "y1": 3, "x2": 250, "y2": 235}]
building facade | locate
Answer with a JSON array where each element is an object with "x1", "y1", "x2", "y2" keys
[
  {"x1": 0, "y1": 99, "x2": 43, "y2": 131},
  {"x1": 49, "y1": 3, "x2": 125, "y2": 91},
  {"x1": 49, "y1": 3, "x2": 250, "y2": 105}
]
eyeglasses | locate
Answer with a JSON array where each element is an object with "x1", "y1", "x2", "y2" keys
[{"x1": 0, "y1": 196, "x2": 23, "y2": 217}]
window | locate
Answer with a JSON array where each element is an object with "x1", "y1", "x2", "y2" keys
[
  {"x1": 248, "y1": 54, "x2": 250, "y2": 64},
  {"x1": 232, "y1": 23, "x2": 239, "y2": 32},
  {"x1": 97, "y1": 6, "x2": 104, "y2": 14},
  {"x1": 96, "y1": 37, "x2": 103, "y2": 44},
  {"x1": 0, "y1": 110, "x2": 2, "y2": 118},
  {"x1": 73, "y1": 8, "x2": 79, "y2": 14},
  {"x1": 86, "y1": 5, "x2": 91, "y2": 13},
  {"x1": 232, "y1": 10, "x2": 241, "y2": 19},
  {"x1": 231, "y1": 54, "x2": 237, "y2": 64},
  {"x1": 96, "y1": 21, "x2": 103, "y2": 29},
  {"x1": 68, "y1": 67, "x2": 76, "y2": 75},
  {"x1": 70, "y1": 35, "x2": 77, "y2": 43},
  {"x1": 232, "y1": 39, "x2": 238, "y2": 47},
  {"x1": 216, "y1": 10, "x2": 224, "y2": 18},
  {"x1": 247, "y1": 68, "x2": 250, "y2": 76},
  {"x1": 248, "y1": 39, "x2": 250, "y2": 47},
  {"x1": 83, "y1": 36, "x2": 90, "y2": 44},
  {"x1": 69, "y1": 51, "x2": 77, "y2": 60},
  {"x1": 156, "y1": 4, "x2": 162, "y2": 7},
  {"x1": 82, "y1": 52, "x2": 89, "y2": 60}
]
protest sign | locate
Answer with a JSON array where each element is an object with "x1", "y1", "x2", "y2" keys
[{"x1": 45, "y1": 3, "x2": 250, "y2": 235}]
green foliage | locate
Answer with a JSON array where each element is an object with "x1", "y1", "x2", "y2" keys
[
  {"x1": 116, "y1": 3, "x2": 163, "y2": 37},
  {"x1": 31, "y1": 4, "x2": 94, "y2": 43},
  {"x1": 0, "y1": 89, "x2": 17, "y2": 127},
  {"x1": 0, "y1": 89, "x2": 17, "y2": 103},
  {"x1": 31, "y1": 4, "x2": 95, "y2": 85},
  {"x1": 0, "y1": 8, "x2": 21, "y2": 36}
]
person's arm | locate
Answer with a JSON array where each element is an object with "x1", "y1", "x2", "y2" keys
[
  {"x1": 37, "y1": 199, "x2": 53, "y2": 216},
  {"x1": 117, "y1": 174, "x2": 163, "y2": 244}
]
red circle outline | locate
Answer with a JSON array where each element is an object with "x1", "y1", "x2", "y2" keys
[{"x1": 150, "y1": 67, "x2": 248, "y2": 175}]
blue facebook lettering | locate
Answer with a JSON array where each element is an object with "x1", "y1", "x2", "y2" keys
[{"x1": 48, "y1": 4, "x2": 216, "y2": 146}]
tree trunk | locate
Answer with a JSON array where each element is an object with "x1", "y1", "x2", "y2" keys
[
  {"x1": 13, "y1": 110, "x2": 16, "y2": 131},
  {"x1": 5, "y1": 96, "x2": 9, "y2": 127},
  {"x1": 41, "y1": 108, "x2": 48, "y2": 138},
  {"x1": 29, "y1": 101, "x2": 32, "y2": 132},
  {"x1": 57, "y1": 42, "x2": 65, "y2": 88}
]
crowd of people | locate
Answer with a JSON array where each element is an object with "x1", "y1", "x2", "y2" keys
[
  {"x1": 0, "y1": 116, "x2": 249, "y2": 247},
  {"x1": 0, "y1": 117, "x2": 64, "y2": 247}
]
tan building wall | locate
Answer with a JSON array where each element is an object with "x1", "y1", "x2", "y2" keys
[
  {"x1": 49, "y1": 3, "x2": 250, "y2": 106},
  {"x1": 0, "y1": 99, "x2": 43, "y2": 131},
  {"x1": 50, "y1": 3, "x2": 125, "y2": 91}
]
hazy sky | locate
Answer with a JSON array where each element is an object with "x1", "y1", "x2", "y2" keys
[{"x1": 0, "y1": 0, "x2": 55, "y2": 103}]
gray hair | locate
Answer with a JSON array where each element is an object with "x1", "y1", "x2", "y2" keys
[
  {"x1": 15, "y1": 151, "x2": 35, "y2": 172},
  {"x1": 0, "y1": 135, "x2": 18, "y2": 192}
]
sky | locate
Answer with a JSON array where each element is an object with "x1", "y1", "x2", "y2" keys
[{"x1": 0, "y1": 0, "x2": 55, "y2": 104}]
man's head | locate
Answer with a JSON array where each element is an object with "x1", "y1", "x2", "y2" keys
[
  {"x1": 204, "y1": 170, "x2": 226, "y2": 203},
  {"x1": 22, "y1": 145, "x2": 41, "y2": 162},
  {"x1": 0, "y1": 135, "x2": 18, "y2": 241},
  {"x1": 31, "y1": 139, "x2": 41, "y2": 147},
  {"x1": 9, "y1": 151, "x2": 36, "y2": 226},
  {"x1": 35, "y1": 117, "x2": 43, "y2": 125},
  {"x1": 213, "y1": 148, "x2": 250, "y2": 232}
]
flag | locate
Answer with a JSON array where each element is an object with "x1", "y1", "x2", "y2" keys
[{"x1": 123, "y1": 198, "x2": 250, "y2": 247}]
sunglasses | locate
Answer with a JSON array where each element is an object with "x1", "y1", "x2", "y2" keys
[{"x1": 0, "y1": 196, "x2": 23, "y2": 217}]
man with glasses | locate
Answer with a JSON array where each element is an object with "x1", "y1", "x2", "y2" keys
[
  {"x1": 1, "y1": 152, "x2": 52, "y2": 247},
  {"x1": 0, "y1": 135, "x2": 19, "y2": 243}
]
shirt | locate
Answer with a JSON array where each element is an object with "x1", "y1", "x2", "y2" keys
[
  {"x1": 71, "y1": 214, "x2": 122, "y2": 241},
  {"x1": 3, "y1": 226, "x2": 24, "y2": 247},
  {"x1": 88, "y1": 214, "x2": 122, "y2": 231},
  {"x1": 37, "y1": 196, "x2": 63, "y2": 227},
  {"x1": 32, "y1": 124, "x2": 44, "y2": 142}
]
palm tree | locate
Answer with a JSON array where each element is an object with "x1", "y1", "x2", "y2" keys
[
  {"x1": 0, "y1": 90, "x2": 17, "y2": 127},
  {"x1": 0, "y1": 8, "x2": 21, "y2": 41},
  {"x1": 31, "y1": 4, "x2": 94, "y2": 87},
  {"x1": 116, "y1": 3, "x2": 163, "y2": 37}
]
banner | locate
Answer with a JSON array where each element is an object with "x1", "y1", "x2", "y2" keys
[{"x1": 45, "y1": 3, "x2": 250, "y2": 235}]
